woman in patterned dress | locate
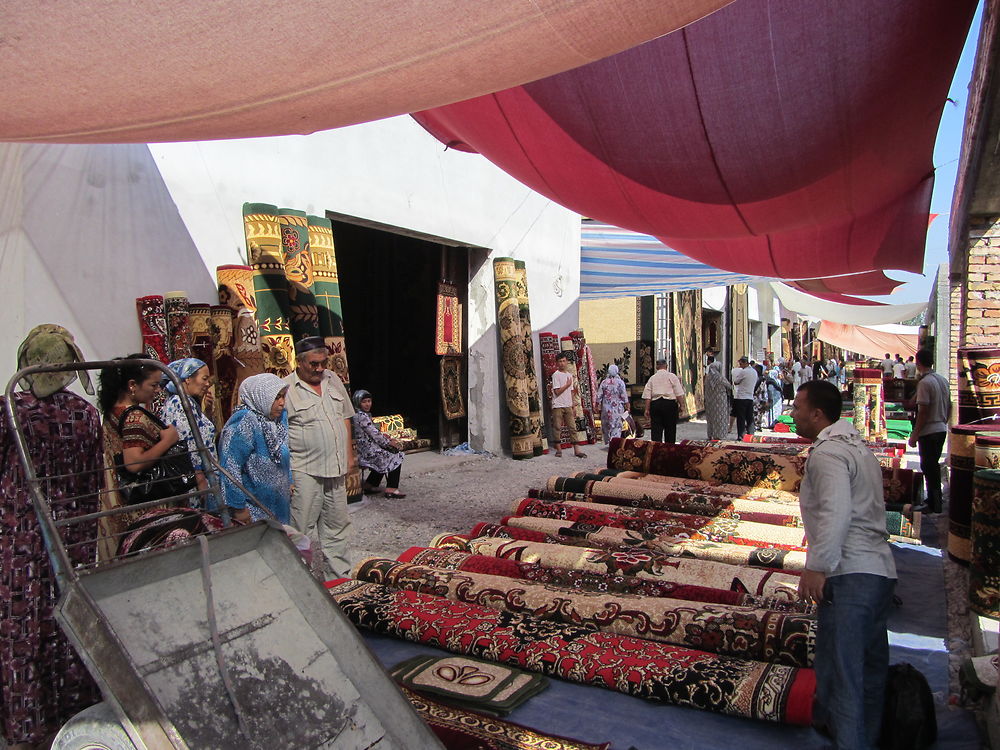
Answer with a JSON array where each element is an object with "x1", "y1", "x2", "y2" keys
[
  {"x1": 219, "y1": 373, "x2": 291, "y2": 524},
  {"x1": 1, "y1": 325, "x2": 101, "y2": 748},
  {"x1": 351, "y1": 390, "x2": 406, "y2": 498},
  {"x1": 596, "y1": 364, "x2": 629, "y2": 445},
  {"x1": 704, "y1": 358, "x2": 732, "y2": 440},
  {"x1": 159, "y1": 357, "x2": 218, "y2": 508}
]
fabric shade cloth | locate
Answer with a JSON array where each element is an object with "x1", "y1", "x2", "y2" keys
[
  {"x1": 352, "y1": 557, "x2": 816, "y2": 668},
  {"x1": 326, "y1": 579, "x2": 815, "y2": 724},
  {"x1": 770, "y1": 283, "x2": 928, "y2": 325},
  {"x1": 2, "y1": 2, "x2": 735, "y2": 144},
  {"x1": 578, "y1": 221, "x2": 765, "y2": 299},
  {"x1": 787, "y1": 272, "x2": 904, "y2": 297},
  {"x1": 817, "y1": 322, "x2": 919, "y2": 359},
  {"x1": 413, "y1": 0, "x2": 974, "y2": 278}
]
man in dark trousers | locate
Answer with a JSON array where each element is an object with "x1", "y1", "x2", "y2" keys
[
  {"x1": 908, "y1": 349, "x2": 951, "y2": 513},
  {"x1": 793, "y1": 380, "x2": 897, "y2": 749},
  {"x1": 731, "y1": 356, "x2": 757, "y2": 439},
  {"x1": 642, "y1": 358, "x2": 685, "y2": 443}
]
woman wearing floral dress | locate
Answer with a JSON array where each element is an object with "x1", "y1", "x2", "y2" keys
[
  {"x1": 1, "y1": 325, "x2": 101, "y2": 748},
  {"x1": 351, "y1": 390, "x2": 406, "y2": 498},
  {"x1": 219, "y1": 373, "x2": 291, "y2": 524},
  {"x1": 160, "y1": 357, "x2": 218, "y2": 508},
  {"x1": 597, "y1": 364, "x2": 629, "y2": 445},
  {"x1": 704, "y1": 358, "x2": 732, "y2": 440}
]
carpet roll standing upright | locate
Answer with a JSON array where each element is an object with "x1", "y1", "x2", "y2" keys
[
  {"x1": 209, "y1": 305, "x2": 238, "y2": 423},
  {"x1": 560, "y1": 337, "x2": 590, "y2": 445},
  {"x1": 538, "y1": 331, "x2": 564, "y2": 445},
  {"x1": 188, "y1": 303, "x2": 220, "y2": 428},
  {"x1": 243, "y1": 203, "x2": 295, "y2": 376},
  {"x1": 136, "y1": 295, "x2": 169, "y2": 362},
  {"x1": 514, "y1": 261, "x2": 545, "y2": 455},
  {"x1": 949, "y1": 424, "x2": 978, "y2": 565},
  {"x1": 308, "y1": 215, "x2": 351, "y2": 387},
  {"x1": 279, "y1": 208, "x2": 321, "y2": 341},
  {"x1": 493, "y1": 258, "x2": 534, "y2": 460},
  {"x1": 216, "y1": 264, "x2": 265, "y2": 414},
  {"x1": 163, "y1": 291, "x2": 192, "y2": 360},
  {"x1": 852, "y1": 368, "x2": 886, "y2": 441},
  {"x1": 970, "y1": 469, "x2": 1000, "y2": 618},
  {"x1": 569, "y1": 330, "x2": 597, "y2": 443}
]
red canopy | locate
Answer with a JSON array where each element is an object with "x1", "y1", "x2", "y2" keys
[
  {"x1": 0, "y1": 0, "x2": 734, "y2": 143},
  {"x1": 787, "y1": 272, "x2": 905, "y2": 297},
  {"x1": 414, "y1": 0, "x2": 974, "y2": 277}
]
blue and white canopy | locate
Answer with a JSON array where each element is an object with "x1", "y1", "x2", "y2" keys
[{"x1": 580, "y1": 220, "x2": 767, "y2": 299}]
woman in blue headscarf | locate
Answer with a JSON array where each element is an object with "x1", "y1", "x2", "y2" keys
[
  {"x1": 160, "y1": 357, "x2": 218, "y2": 507},
  {"x1": 219, "y1": 373, "x2": 291, "y2": 524}
]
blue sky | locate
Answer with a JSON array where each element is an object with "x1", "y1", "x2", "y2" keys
[{"x1": 869, "y1": 1, "x2": 983, "y2": 305}]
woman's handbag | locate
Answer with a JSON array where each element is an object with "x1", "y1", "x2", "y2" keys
[{"x1": 115, "y1": 406, "x2": 197, "y2": 505}]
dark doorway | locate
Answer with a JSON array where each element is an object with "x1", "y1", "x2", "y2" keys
[{"x1": 329, "y1": 218, "x2": 468, "y2": 448}]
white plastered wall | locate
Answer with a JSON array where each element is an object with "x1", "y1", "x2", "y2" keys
[{"x1": 1, "y1": 117, "x2": 580, "y2": 452}]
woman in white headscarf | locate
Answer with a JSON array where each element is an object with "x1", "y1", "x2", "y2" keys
[
  {"x1": 704, "y1": 356, "x2": 733, "y2": 440},
  {"x1": 219, "y1": 373, "x2": 291, "y2": 524},
  {"x1": 597, "y1": 364, "x2": 629, "y2": 445}
]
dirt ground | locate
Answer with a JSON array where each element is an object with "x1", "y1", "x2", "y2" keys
[{"x1": 346, "y1": 419, "x2": 711, "y2": 566}]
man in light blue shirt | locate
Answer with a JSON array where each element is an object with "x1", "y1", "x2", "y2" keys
[{"x1": 793, "y1": 379, "x2": 896, "y2": 750}]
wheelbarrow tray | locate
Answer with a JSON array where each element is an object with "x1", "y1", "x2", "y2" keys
[{"x1": 57, "y1": 522, "x2": 441, "y2": 749}]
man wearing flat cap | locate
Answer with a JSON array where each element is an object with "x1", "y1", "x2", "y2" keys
[{"x1": 284, "y1": 336, "x2": 357, "y2": 577}]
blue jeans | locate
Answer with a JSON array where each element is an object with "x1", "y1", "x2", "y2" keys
[{"x1": 814, "y1": 573, "x2": 896, "y2": 749}]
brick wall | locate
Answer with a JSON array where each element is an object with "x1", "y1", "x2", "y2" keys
[{"x1": 954, "y1": 216, "x2": 1000, "y2": 399}]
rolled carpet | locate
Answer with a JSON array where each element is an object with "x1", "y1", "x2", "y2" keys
[
  {"x1": 398, "y1": 546, "x2": 813, "y2": 613},
  {"x1": 568, "y1": 472, "x2": 802, "y2": 505},
  {"x1": 510, "y1": 498, "x2": 808, "y2": 548},
  {"x1": 475, "y1": 520, "x2": 809, "y2": 571},
  {"x1": 352, "y1": 558, "x2": 816, "y2": 668},
  {"x1": 463, "y1": 537, "x2": 802, "y2": 600},
  {"x1": 326, "y1": 579, "x2": 815, "y2": 724},
  {"x1": 530, "y1": 489, "x2": 805, "y2": 528}
]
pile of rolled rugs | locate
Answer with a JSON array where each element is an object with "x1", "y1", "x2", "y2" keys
[{"x1": 324, "y1": 436, "x2": 924, "y2": 733}]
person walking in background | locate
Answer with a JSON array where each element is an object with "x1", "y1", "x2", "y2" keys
[
  {"x1": 551, "y1": 352, "x2": 586, "y2": 458},
  {"x1": 904, "y1": 356, "x2": 917, "y2": 379},
  {"x1": 284, "y1": 336, "x2": 357, "y2": 578},
  {"x1": 908, "y1": 349, "x2": 951, "y2": 513},
  {"x1": 793, "y1": 379, "x2": 896, "y2": 749},
  {"x1": 643, "y1": 358, "x2": 685, "y2": 443},
  {"x1": 597, "y1": 364, "x2": 629, "y2": 446},
  {"x1": 731, "y1": 356, "x2": 757, "y2": 439},
  {"x1": 704, "y1": 356, "x2": 733, "y2": 440}
]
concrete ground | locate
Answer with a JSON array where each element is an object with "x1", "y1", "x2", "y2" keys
[{"x1": 348, "y1": 417, "x2": 712, "y2": 566}]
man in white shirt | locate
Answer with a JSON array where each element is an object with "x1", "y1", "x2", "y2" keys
[
  {"x1": 793, "y1": 379, "x2": 897, "y2": 749},
  {"x1": 642, "y1": 358, "x2": 686, "y2": 443},
  {"x1": 791, "y1": 358, "x2": 803, "y2": 389},
  {"x1": 550, "y1": 352, "x2": 585, "y2": 458},
  {"x1": 730, "y1": 356, "x2": 758, "y2": 439},
  {"x1": 880, "y1": 353, "x2": 894, "y2": 376},
  {"x1": 908, "y1": 349, "x2": 951, "y2": 512},
  {"x1": 904, "y1": 356, "x2": 917, "y2": 379},
  {"x1": 891, "y1": 358, "x2": 906, "y2": 379}
]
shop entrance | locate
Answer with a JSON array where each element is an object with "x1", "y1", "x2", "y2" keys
[{"x1": 328, "y1": 215, "x2": 470, "y2": 450}]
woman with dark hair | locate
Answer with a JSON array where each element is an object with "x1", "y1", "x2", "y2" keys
[{"x1": 351, "y1": 390, "x2": 406, "y2": 498}]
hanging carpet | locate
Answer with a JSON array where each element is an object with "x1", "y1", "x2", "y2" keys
[
  {"x1": 440, "y1": 357, "x2": 466, "y2": 420},
  {"x1": 539, "y1": 331, "x2": 568, "y2": 446},
  {"x1": 326, "y1": 579, "x2": 815, "y2": 725},
  {"x1": 569, "y1": 330, "x2": 598, "y2": 443},
  {"x1": 352, "y1": 557, "x2": 815, "y2": 668},
  {"x1": 561, "y1": 336, "x2": 590, "y2": 444},
  {"x1": 436, "y1": 282, "x2": 463, "y2": 356},
  {"x1": 216, "y1": 264, "x2": 265, "y2": 413},
  {"x1": 671, "y1": 290, "x2": 704, "y2": 418}
]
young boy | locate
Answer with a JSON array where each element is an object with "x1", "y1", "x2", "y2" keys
[{"x1": 551, "y1": 352, "x2": 585, "y2": 458}]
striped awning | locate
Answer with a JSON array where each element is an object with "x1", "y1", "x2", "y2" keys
[{"x1": 580, "y1": 221, "x2": 766, "y2": 299}]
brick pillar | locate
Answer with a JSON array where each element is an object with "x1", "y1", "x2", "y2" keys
[
  {"x1": 964, "y1": 217, "x2": 1000, "y2": 349},
  {"x1": 950, "y1": 270, "x2": 965, "y2": 400}
]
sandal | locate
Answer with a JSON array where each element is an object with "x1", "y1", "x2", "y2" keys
[{"x1": 383, "y1": 490, "x2": 407, "y2": 499}]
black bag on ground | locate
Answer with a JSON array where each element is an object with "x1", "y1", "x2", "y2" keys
[
  {"x1": 879, "y1": 662, "x2": 937, "y2": 750},
  {"x1": 115, "y1": 405, "x2": 197, "y2": 505}
]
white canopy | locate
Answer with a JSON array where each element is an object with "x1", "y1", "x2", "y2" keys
[{"x1": 770, "y1": 282, "x2": 926, "y2": 326}]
